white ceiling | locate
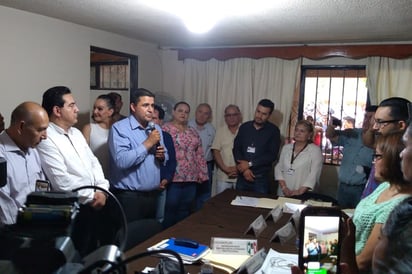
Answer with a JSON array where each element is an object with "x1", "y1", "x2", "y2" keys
[{"x1": 1, "y1": 0, "x2": 412, "y2": 48}]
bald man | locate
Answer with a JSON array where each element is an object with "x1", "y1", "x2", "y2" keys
[{"x1": 0, "y1": 102, "x2": 49, "y2": 224}]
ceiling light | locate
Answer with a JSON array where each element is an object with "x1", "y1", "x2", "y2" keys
[{"x1": 140, "y1": 0, "x2": 276, "y2": 34}]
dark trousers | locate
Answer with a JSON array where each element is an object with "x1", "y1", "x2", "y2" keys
[
  {"x1": 236, "y1": 173, "x2": 270, "y2": 194},
  {"x1": 163, "y1": 182, "x2": 197, "y2": 228},
  {"x1": 112, "y1": 188, "x2": 159, "y2": 223},
  {"x1": 195, "y1": 160, "x2": 214, "y2": 210},
  {"x1": 71, "y1": 204, "x2": 114, "y2": 257}
]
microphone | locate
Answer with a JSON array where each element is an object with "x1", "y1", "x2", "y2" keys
[
  {"x1": 147, "y1": 121, "x2": 160, "y2": 148},
  {"x1": 147, "y1": 121, "x2": 156, "y2": 133}
]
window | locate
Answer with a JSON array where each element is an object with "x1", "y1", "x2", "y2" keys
[
  {"x1": 90, "y1": 46, "x2": 138, "y2": 91},
  {"x1": 90, "y1": 62, "x2": 129, "y2": 90},
  {"x1": 299, "y1": 66, "x2": 368, "y2": 165}
]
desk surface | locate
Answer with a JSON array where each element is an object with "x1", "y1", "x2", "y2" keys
[{"x1": 124, "y1": 189, "x2": 297, "y2": 273}]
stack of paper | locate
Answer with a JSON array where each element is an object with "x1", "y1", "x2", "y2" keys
[
  {"x1": 231, "y1": 196, "x2": 303, "y2": 209},
  {"x1": 202, "y1": 252, "x2": 251, "y2": 273}
]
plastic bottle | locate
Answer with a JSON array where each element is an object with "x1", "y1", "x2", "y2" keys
[{"x1": 200, "y1": 260, "x2": 213, "y2": 274}]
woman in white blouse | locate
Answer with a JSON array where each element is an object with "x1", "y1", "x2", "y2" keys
[
  {"x1": 275, "y1": 120, "x2": 323, "y2": 197},
  {"x1": 82, "y1": 94, "x2": 114, "y2": 177}
]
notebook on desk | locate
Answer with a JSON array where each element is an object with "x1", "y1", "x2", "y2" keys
[{"x1": 148, "y1": 238, "x2": 210, "y2": 263}]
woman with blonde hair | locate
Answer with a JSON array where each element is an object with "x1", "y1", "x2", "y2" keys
[{"x1": 275, "y1": 120, "x2": 323, "y2": 197}]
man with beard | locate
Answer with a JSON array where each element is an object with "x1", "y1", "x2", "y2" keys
[
  {"x1": 233, "y1": 99, "x2": 280, "y2": 194},
  {"x1": 361, "y1": 97, "x2": 411, "y2": 198}
]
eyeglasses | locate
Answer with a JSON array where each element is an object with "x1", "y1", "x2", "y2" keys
[
  {"x1": 373, "y1": 153, "x2": 383, "y2": 161},
  {"x1": 224, "y1": 113, "x2": 240, "y2": 118},
  {"x1": 374, "y1": 119, "x2": 399, "y2": 128}
]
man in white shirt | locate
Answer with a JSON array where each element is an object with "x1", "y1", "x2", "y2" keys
[
  {"x1": 211, "y1": 104, "x2": 242, "y2": 194},
  {"x1": 188, "y1": 103, "x2": 216, "y2": 210},
  {"x1": 0, "y1": 102, "x2": 49, "y2": 224},
  {"x1": 37, "y1": 86, "x2": 110, "y2": 255}
]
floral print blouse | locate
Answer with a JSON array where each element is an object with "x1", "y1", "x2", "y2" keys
[{"x1": 162, "y1": 122, "x2": 208, "y2": 183}]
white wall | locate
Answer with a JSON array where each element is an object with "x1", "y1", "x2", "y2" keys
[
  {"x1": 0, "y1": 6, "x2": 378, "y2": 198},
  {"x1": 0, "y1": 6, "x2": 162, "y2": 128}
]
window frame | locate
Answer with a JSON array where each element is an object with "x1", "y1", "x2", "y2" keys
[{"x1": 298, "y1": 65, "x2": 370, "y2": 166}]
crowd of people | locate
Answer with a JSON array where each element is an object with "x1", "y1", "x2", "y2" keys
[{"x1": 0, "y1": 86, "x2": 411, "y2": 272}]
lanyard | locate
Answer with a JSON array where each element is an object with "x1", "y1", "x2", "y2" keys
[{"x1": 290, "y1": 142, "x2": 308, "y2": 165}]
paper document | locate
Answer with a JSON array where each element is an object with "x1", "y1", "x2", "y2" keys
[
  {"x1": 255, "y1": 248, "x2": 298, "y2": 274},
  {"x1": 202, "y1": 252, "x2": 251, "y2": 273},
  {"x1": 231, "y1": 196, "x2": 302, "y2": 209}
]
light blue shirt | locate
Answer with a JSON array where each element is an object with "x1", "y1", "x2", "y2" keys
[
  {"x1": 108, "y1": 115, "x2": 168, "y2": 191},
  {"x1": 0, "y1": 131, "x2": 45, "y2": 224},
  {"x1": 188, "y1": 120, "x2": 215, "y2": 162},
  {"x1": 334, "y1": 128, "x2": 374, "y2": 185}
]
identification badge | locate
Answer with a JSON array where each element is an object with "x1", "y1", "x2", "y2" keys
[
  {"x1": 247, "y1": 146, "x2": 256, "y2": 153},
  {"x1": 35, "y1": 179, "x2": 50, "y2": 192},
  {"x1": 286, "y1": 168, "x2": 295, "y2": 175}
]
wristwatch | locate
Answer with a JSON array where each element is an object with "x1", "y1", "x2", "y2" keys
[{"x1": 248, "y1": 161, "x2": 252, "y2": 167}]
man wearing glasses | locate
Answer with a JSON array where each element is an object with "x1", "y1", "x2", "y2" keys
[
  {"x1": 361, "y1": 97, "x2": 411, "y2": 198},
  {"x1": 37, "y1": 86, "x2": 110, "y2": 256},
  {"x1": 211, "y1": 104, "x2": 242, "y2": 194}
]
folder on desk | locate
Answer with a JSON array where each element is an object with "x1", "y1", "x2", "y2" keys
[
  {"x1": 148, "y1": 238, "x2": 210, "y2": 263},
  {"x1": 202, "y1": 252, "x2": 251, "y2": 273}
]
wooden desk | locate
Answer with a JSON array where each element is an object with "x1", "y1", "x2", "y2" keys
[{"x1": 124, "y1": 189, "x2": 297, "y2": 273}]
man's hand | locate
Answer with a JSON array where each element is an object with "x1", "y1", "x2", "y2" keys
[
  {"x1": 236, "y1": 160, "x2": 250, "y2": 173},
  {"x1": 243, "y1": 169, "x2": 255, "y2": 182},
  {"x1": 144, "y1": 129, "x2": 161, "y2": 149},
  {"x1": 225, "y1": 166, "x2": 238, "y2": 178},
  {"x1": 90, "y1": 191, "x2": 107, "y2": 209},
  {"x1": 159, "y1": 178, "x2": 168, "y2": 190},
  {"x1": 155, "y1": 145, "x2": 165, "y2": 161}
]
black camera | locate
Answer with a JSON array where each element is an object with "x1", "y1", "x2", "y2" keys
[{"x1": 0, "y1": 191, "x2": 124, "y2": 274}]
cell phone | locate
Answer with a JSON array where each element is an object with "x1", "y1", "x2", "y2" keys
[{"x1": 298, "y1": 206, "x2": 342, "y2": 274}]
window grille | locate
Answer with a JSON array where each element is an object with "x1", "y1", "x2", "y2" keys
[{"x1": 299, "y1": 66, "x2": 368, "y2": 165}]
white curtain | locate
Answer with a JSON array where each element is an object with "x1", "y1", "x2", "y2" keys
[
  {"x1": 367, "y1": 57, "x2": 412, "y2": 104},
  {"x1": 182, "y1": 57, "x2": 301, "y2": 136}
]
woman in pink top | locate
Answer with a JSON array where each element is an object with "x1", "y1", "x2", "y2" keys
[{"x1": 162, "y1": 101, "x2": 208, "y2": 228}]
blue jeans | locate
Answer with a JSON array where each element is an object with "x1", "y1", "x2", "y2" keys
[
  {"x1": 163, "y1": 182, "x2": 197, "y2": 228},
  {"x1": 236, "y1": 173, "x2": 269, "y2": 194},
  {"x1": 337, "y1": 182, "x2": 365, "y2": 208},
  {"x1": 195, "y1": 161, "x2": 214, "y2": 210}
]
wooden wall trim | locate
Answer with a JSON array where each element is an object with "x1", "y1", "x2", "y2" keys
[{"x1": 177, "y1": 44, "x2": 412, "y2": 61}]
